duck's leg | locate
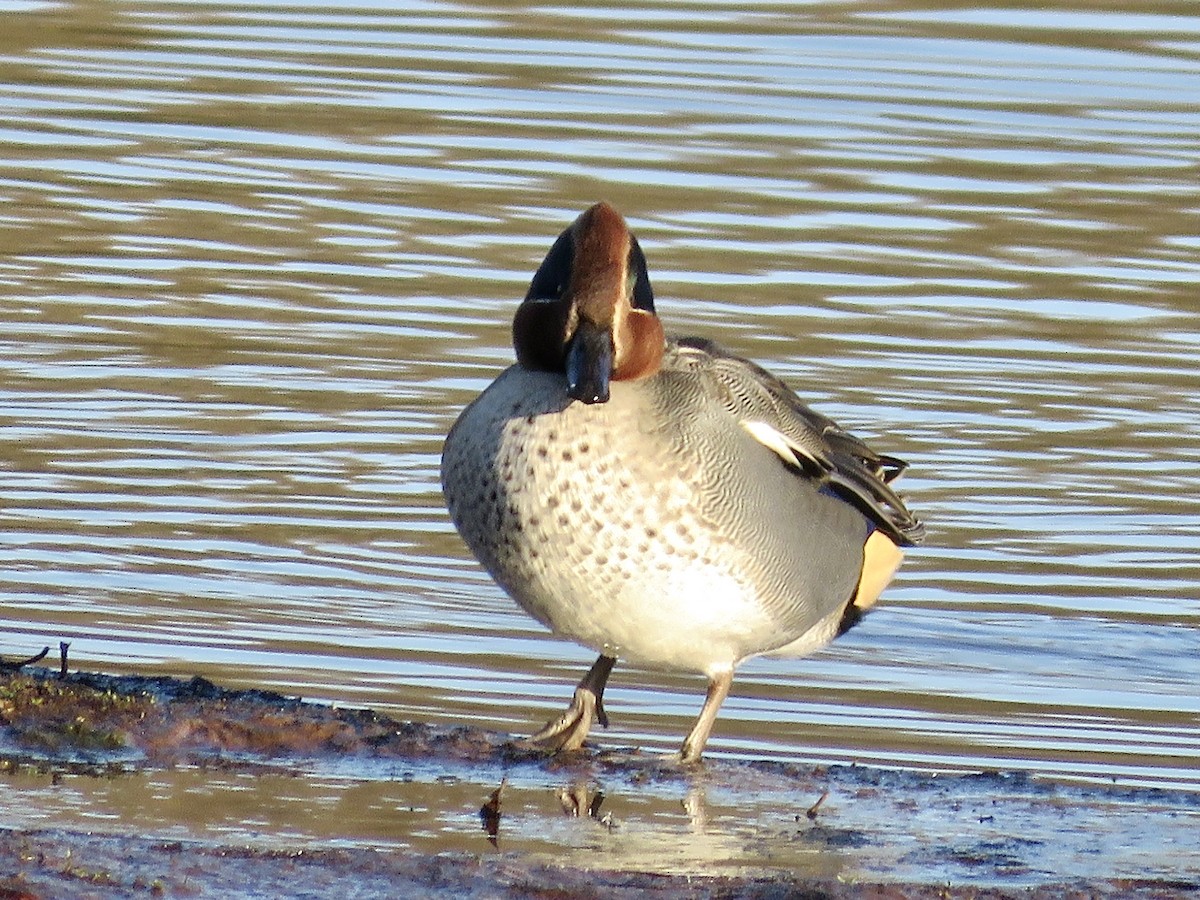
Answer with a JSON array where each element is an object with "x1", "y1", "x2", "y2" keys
[
  {"x1": 526, "y1": 654, "x2": 616, "y2": 752},
  {"x1": 678, "y1": 669, "x2": 734, "y2": 763}
]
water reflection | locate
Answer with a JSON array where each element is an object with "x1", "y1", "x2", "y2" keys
[
  {"x1": 0, "y1": 0, "x2": 1198, "y2": 796},
  {"x1": 5, "y1": 757, "x2": 1198, "y2": 882}
]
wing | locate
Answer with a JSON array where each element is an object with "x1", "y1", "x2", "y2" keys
[{"x1": 673, "y1": 336, "x2": 925, "y2": 547}]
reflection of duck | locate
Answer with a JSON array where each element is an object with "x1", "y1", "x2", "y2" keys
[{"x1": 441, "y1": 202, "x2": 924, "y2": 762}]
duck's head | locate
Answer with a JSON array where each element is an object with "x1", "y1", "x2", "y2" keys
[{"x1": 513, "y1": 202, "x2": 665, "y2": 404}]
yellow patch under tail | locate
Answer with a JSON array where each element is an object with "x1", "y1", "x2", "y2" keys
[{"x1": 852, "y1": 529, "x2": 904, "y2": 612}]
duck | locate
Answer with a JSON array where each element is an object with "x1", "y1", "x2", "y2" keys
[{"x1": 441, "y1": 202, "x2": 923, "y2": 763}]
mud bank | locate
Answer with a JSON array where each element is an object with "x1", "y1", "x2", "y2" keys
[{"x1": 1, "y1": 668, "x2": 1198, "y2": 899}]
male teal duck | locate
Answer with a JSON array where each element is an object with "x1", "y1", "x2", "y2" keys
[{"x1": 441, "y1": 202, "x2": 923, "y2": 763}]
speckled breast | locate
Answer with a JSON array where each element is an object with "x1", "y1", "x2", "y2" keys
[{"x1": 441, "y1": 365, "x2": 861, "y2": 674}]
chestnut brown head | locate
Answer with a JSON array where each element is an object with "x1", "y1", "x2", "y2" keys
[{"x1": 513, "y1": 203, "x2": 665, "y2": 404}]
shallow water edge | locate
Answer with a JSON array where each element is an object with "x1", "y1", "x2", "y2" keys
[{"x1": 1, "y1": 666, "x2": 1197, "y2": 898}]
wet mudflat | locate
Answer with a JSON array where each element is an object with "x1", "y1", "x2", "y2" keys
[{"x1": 2, "y1": 667, "x2": 1197, "y2": 899}]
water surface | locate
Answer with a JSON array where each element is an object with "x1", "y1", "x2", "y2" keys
[{"x1": 1, "y1": 0, "x2": 1198, "y2": 808}]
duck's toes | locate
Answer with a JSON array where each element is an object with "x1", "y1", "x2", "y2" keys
[
  {"x1": 523, "y1": 685, "x2": 604, "y2": 753},
  {"x1": 669, "y1": 746, "x2": 707, "y2": 767}
]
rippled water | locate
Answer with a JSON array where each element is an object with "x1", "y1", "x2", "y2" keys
[{"x1": 2, "y1": 0, "x2": 1198, "y2": 802}]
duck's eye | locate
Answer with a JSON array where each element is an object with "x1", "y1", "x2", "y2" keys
[
  {"x1": 526, "y1": 229, "x2": 576, "y2": 301},
  {"x1": 626, "y1": 237, "x2": 655, "y2": 312}
]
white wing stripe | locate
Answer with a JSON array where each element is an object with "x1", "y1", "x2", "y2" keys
[{"x1": 740, "y1": 419, "x2": 824, "y2": 470}]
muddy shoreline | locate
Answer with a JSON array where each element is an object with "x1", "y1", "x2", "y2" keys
[{"x1": 2, "y1": 667, "x2": 1197, "y2": 898}]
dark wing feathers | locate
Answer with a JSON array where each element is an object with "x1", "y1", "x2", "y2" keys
[{"x1": 676, "y1": 336, "x2": 924, "y2": 547}]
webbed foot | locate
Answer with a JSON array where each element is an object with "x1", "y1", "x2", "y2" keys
[{"x1": 524, "y1": 654, "x2": 615, "y2": 752}]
